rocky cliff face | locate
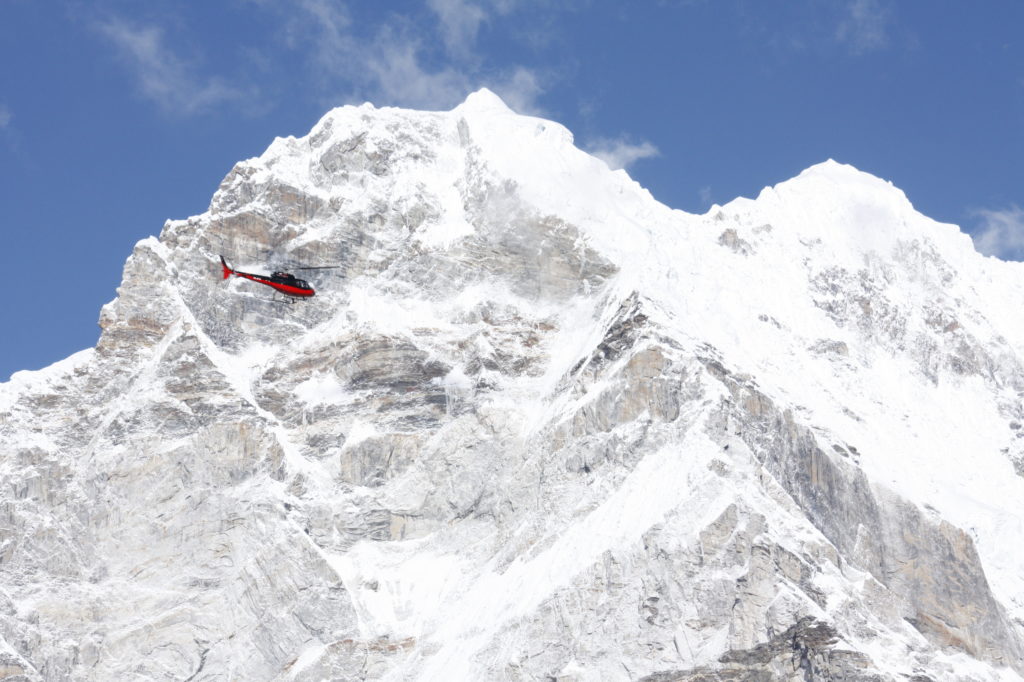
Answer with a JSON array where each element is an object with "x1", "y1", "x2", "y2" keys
[{"x1": 2, "y1": 90, "x2": 1024, "y2": 681}]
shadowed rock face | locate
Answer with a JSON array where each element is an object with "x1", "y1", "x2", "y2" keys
[
  {"x1": 639, "y1": 617, "x2": 882, "y2": 682},
  {"x1": 701, "y1": 356, "x2": 1024, "y2": 672},
  {"x1": 2, "y1": 96, "x2": 1024, "y2": 681}
]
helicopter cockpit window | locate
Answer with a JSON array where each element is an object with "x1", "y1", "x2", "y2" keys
[{"x1": 296, "y1": 280, "x2": 309, "y2": 288}]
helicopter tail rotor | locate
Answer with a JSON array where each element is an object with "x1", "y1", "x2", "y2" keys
[{"x1": 220, "y1": 255, "x2": 233, "y2": 280}]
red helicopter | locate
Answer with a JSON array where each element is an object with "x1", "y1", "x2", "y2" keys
[{"x1": 220, "y1": 255, "x2": 317, "y2": 300}]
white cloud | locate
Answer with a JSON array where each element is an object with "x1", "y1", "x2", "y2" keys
[
  {"x1": 290, "y1": 0, "x2": 354, "y2": 72},
  {"x1": 96, "y1": 17, "x2": 243, "y2": 115},
  {"x1": 427, "y1": 0, "x2": 487, "y2": 57},
  {"x1": 836, "y1": 0, "x2": 891, "y2": 54},
  {"x1": 488, "y1": 67, "x2": 544, "y2": 114},
  {"x1": 287, "y1": 2, "x2": 460, "y2": 108},
  {"x1": 287, "y1": 0, "x2": 544, "y2": 113},
  {"x1": 971, "y1": 205, "x2": 1024, "y2": 260},
  {"x1": 699, "y1": 186, "x2": 713, "y2": 206},
  {"x1": 0, "y1": 104, "x2": 11, "y2": 128},
  {"x1": 585, "y1": 136, "x2": 659, "y2": 171},
  {"x1": 362, "y1": 34, "x2": 473, "y2": 110}
]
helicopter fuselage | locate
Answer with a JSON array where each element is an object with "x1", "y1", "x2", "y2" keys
[{"x1": 221, "y1": 256, "x2": 315, "y2": 297}]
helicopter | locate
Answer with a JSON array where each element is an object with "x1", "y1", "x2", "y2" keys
[{"x1": 219, "y1": 255, "x2": 331, "y2": 301}]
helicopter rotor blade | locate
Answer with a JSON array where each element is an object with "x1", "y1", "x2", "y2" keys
[{"x1": 272, "y1": 263, "x2": 343, "y2": 271}]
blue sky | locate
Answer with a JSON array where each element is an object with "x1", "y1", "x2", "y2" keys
[{"x1": 1, "y1": 0, "x2": 1022, "y2": 381}]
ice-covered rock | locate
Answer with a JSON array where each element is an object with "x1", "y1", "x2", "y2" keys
[{"x1": 2, "y1": 89, "x2": 1024, "y2": 681}]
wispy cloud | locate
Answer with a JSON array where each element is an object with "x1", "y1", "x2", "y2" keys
[
  {"x1": 736, "y1": 0, "x2": 897, "y2": 58},
  {"x1": 95, "y1": 17, "x2": 244, "y2": 115},
  {"x1": 971, "y1": 205, "x2": 1024, "y2": 260},
  {"x1": 287, "y1": 0, "x2": 544, "y2": 113},
  {"x1": 0, "y1": 103, "x2": 16, "y2": 153},
  {"x1": 288, "y1": 4, "x2": 471, "y2": 110},
  {"x1": 836, "y1": 0, "x2": 891, "y2": 54},
  {"x1": 427, "y1": 0, "x2": 488, "y2": 58},
  {"x1": 361, "y1": 31, "x2": 473, "y2": 110},
  {"x1": 699, "y1": 186, "x2": 713, "y2": 207},
  {"x1": 489, "y1": 67, "x2": 544, "y2": 115},
  {"x1": 585, "y1": 136, "x2": 659, "y2": 171},
  {"x1": 288, "y1": 0, "x2": 354, "y2": 73}
]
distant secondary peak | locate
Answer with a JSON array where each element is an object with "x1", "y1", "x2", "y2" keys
[
  {"x1": 756, "y1": 159, "x2": 910, "y2": 211},
  {"x1": 804, "y1": 158, "x2": 850, "y2": 174},
  {"x1": 796, "y1": 159, "x2": 898, "y2": 191}
]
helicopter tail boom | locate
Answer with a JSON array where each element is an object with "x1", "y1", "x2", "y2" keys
[{"x1": 220, "y1": 255, "x2": 233, "y2": 280}]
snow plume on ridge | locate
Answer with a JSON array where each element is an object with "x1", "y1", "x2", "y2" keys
[
  {"x1": 2, "y1": 89, "x2": 1024, "y2": 681},
  {"x1": 585, "y1": 134, "x2": 659, "y2": 171},
  {"x1": 971, "y1": 204, "x2": 1024, "y2": 260}
]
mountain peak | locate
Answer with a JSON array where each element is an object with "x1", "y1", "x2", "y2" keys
[
  {"x1": 455, "y1": 87, "x2": 513, "y2": 114},
  {"x1": 797, "y1": 158, "x2": 900, "y2": 192},
  {"x1": 736, "y1": 157, "x2": 955, "y2": 260}
]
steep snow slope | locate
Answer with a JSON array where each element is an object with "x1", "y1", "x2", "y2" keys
[{"x1": 1, "y1": 89, "x2": 1023, "y2": 681}]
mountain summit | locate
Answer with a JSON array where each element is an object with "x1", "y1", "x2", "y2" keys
[{"x1": 2, "y1": 90, "x2": 1024, "y2": 681}]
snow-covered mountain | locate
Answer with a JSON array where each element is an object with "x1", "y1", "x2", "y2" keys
[{"x1": 2, "y1": 89, "x2": 1024, "y2": 681}]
